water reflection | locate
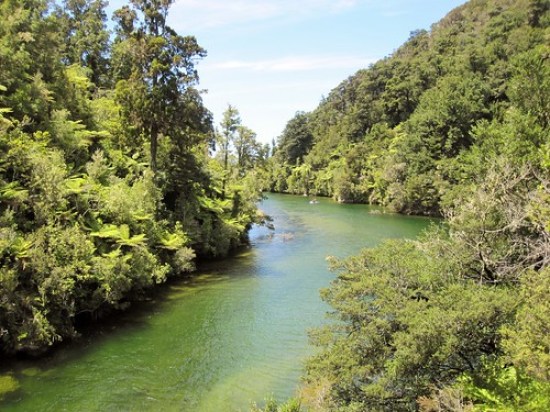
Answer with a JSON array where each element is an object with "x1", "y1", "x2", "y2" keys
[{"x1": 0, "y1": 194, "x2": 433, "y2": 411}]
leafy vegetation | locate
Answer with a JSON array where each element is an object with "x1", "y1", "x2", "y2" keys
[
  {"x1": 268, "y1": 0, "x2": 550, "y2": 410},
  {"x1": 1, "y1": 1, "x2": 549, "y2": 411},
  {"x1": 0, "y1": 0, "x2": 267, "y2": 355},
  {"x1": 251, "y1": 396, "x2": 303, "y2": 412},
  {"x1": 269, "y1": 0, "x2": 549, "y2": 216},
  {"x1": 300, "y1": 167, "x2": 549, "y2": 411}
]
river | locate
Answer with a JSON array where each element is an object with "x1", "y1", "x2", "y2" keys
[{"x1": 0, "y1": 193, "x2": 434, "y2": 411}]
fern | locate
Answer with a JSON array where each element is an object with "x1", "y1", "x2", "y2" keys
[
  {"x1": 0, "y1": 182, "x2": 29, "y2": 202},
  {"x1": 91, "y1": 224, "x2": 122, "y2": 240},
  {"x1": 158, "y1": 231, "x2": 187, "y2": 250},
  {"x1": 64, "y1": 176, "x2": 88, "y2": 194},
  {"x1": 116, "y1": 233, "x2": 147, "y2": 247}
]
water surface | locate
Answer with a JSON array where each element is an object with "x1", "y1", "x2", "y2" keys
[{"x1": 0, "y1": 194, "x2": 434, "y2": 411}]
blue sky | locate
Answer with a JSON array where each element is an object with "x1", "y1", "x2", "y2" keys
[{"x1": 106, "y1": 0, "x2": 466, "y2": 143}]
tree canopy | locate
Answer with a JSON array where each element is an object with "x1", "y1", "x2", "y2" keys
[
  {"x1": 268, "y1": 0, "x2": 550, "y2": 410},
  {"x1": 267, "y1": 0, "x2": 549, "y2": 216},
  {"x1": 0, "y1": 0, "x2": 267, "y2": 355}
]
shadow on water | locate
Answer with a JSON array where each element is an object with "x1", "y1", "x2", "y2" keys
[
  {"x1": 0, "y1": 244, "x2": 261, "y2": 398},
  {"x1": 0, "y1": 194, "x2": 435, "y2": 411}
]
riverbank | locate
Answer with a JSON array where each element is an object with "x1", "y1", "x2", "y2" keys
[{"x1": 0, "y1": 194, "x2": 433, "y2": 411}]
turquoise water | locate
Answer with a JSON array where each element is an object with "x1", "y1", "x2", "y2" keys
[{"x1": 0, "y1": 194, "x2": 433, "y2": 411}]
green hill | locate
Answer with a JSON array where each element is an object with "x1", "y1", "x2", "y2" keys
[
  {"x1": 270, "y1": 0, "x2": 548, "y2": 216},
  {"x1": 264, "y1": 1, "x2": 550, "y2": 411}
]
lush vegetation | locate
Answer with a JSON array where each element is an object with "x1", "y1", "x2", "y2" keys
[
  {"x1": 269, "y1": 0, "x2": 548, "y2": 216},
  {"x1": 264, "y1": 0, "x2": 550, "y2": 410},
  {"x1": 1, "y1": 1, "x2": 549, "y2": 411},
  {"x1": 0, "y1": 0, "x2": 267, "y2": 355},
  {"x1": 251, "y1": 397, "x2": 303, "y2": 412},
  {"x1": 303, "y1": 165, "x2": 549, "y2": 411}
]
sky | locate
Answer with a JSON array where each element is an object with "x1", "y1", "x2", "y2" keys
[{"x1": 106, "y1": 0, "x2": 467, "y2": 144}]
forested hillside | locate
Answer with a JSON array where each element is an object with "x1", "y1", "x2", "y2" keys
[
  {"x1": 258, "y1": 0, "x2": 550, "y2": 411},
  {"x1": 270, "y1": 0, "x2": 548, "y2": 216},
  {"x1": 0, "y1": 0, "x2": 266, "y2": 355}
]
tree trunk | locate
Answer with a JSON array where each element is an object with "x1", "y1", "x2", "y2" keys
[{"x1": 150, "y1": 122, "x2": 158, "y2": 172}]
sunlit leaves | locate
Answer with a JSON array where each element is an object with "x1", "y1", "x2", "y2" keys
[
  {"x1": 0, "y1": 0, "x2": 261, "y2": 357},
  {"x1": 502, "y1": 268, "x2": 550, "y2": 382},
  {"x1": 0, "y1": 182, "x2": 29, "y2": 204},
  {"x1": 269, "y1": 0, "x2": 549, "y2": 218},
  {"x1": 459, "y1": 359, "x2": 550, "y2": 411}
]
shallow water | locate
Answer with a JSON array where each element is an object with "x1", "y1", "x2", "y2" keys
[{"x1": 0, "y1": 194, "x2": 434, "y2": 411}]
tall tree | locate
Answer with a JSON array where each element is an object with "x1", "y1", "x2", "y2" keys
[
  {"x1": 112, "y1": 0, "x2": 206, "y2": 172},
  {"x1": 219, "y1": 104, "x2": 241, "y2": 170},
  {"x1": 234, "y1": 125, "x2": 261, "y2": 174},
  {"x1": 0, "y1": 0, "x2": 65, "y2": 129},
  {"x1": 58, "y1": 0, "x2": 110, "y2": 88},
  {"x1": 218, "y1": 104, "x2": 241, "y2": 195},
  {"x1": 276, "y1": 111, "x2": 313, "y2": 165}
]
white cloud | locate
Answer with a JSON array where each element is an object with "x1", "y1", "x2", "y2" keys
[
  {"x1": 171, "y1": 0, "x2": 360, "y2": 29},
  {"x1": 208, "y1": 55, "x2": 375, "y2": 72}
]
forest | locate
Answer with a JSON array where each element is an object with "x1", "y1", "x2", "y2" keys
[
  {"x1": 0, "y1": 0, "x2": 268, "y2": 355},
  {"x1": 0, "y1": 0, "x2": 549, "y2": 411},
  {"x1": 262, "y1": 0, "x2": 550, "y2": 410}
]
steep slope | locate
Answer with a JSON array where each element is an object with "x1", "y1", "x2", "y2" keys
[
  {"x1": 0, "y1": 0, "x2": 264, "y2": 355},
  {"x1": 271, "y1": 0, "x2": 549, "y2": 215},
  {"x1": 275, "y1": 1, "x2": 550, "y2": 410}
]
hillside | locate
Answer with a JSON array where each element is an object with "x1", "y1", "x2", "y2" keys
[
  {"x1": 262, "y1": 0, "x2": 550, "y2": 411},
  {"x1": 0, "y1": 0, "x2": 266, "y2": 355},
  {"x1": 270, "y1": 0, "x2": 549, "y2": 216}
]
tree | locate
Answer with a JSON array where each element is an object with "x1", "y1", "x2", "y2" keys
[
  {"x1": 303, "y1": 156, "x2": 550, "y2": 410},
  {"x1": 276, "y1": 111, "x2": 313, "y2": 165},
  {"x1": 503, "y1": 268, "x2": 550, "y2": 382},
  {"x1": 219, "y1": 104, "x2": 241, "y2": 168},
  {"x1": 305, "y1": 237, "x2": 516, "y2": 411},
  {"x1": 217, "y1": 104, "x2": 241, "y2": 195},
  {"x1": 57, "y1": 0, "x2": 110, "y2": 88},
  {"x1": 112, "y1": 0, "x2": 206, "y2": 172},
  {"x1": 508, "y1": 46, "x2": 550, "y2": 129},
  {"x1": 268, "y1": 0, "x2": 549, "y2": 217},
  {"x1": 0, "y1": 0, "x2": 262, "y2": 357},
  {"x1": 0, "y1": 0, "x2": 65, "y2": 129},
  {"x1": 234, "y1": 125, "x2": 261, "y2": 174}
]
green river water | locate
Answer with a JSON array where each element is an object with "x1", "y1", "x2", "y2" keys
[{"x1": 0, "y1": 193, "x2": 434, "y2": 411}]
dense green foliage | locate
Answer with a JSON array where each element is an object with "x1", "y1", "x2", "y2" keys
[
  {"x1": 1, "y1": 2, "x2": 549, "y2": 411},
  {"x1": 282, "y1": 0, "x2": 550, "y2": 411},
  {"x1": 269, "y1": 0, "x2": 549, "y2": 216},
  {"x1": 304, "y1": 166, "x2": 549, "y2": 410},
  {"x1": 0, "y1": 0, "x2": 266, "y2": 355}
]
